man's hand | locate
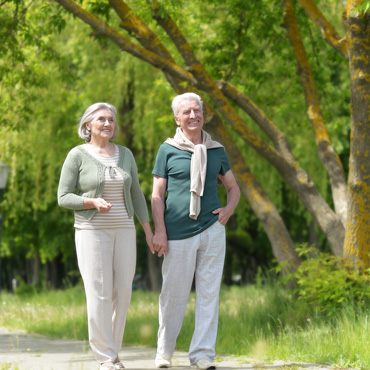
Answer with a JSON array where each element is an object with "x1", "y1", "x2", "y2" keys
[
  {"x1": 152, "y1": 232, "x2": 168, "y2": 257},
  {"x1": 212, "y1": 206, "x2": 234, "y2": 225}
]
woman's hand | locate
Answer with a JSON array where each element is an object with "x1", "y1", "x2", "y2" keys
[
  {"x1": 83, "y1": 197, "x2": 112, "y2": 213},
  {"x1": 141, "y1": 222, "x2": 155, "y2": 254},
  {"x1": 146, "y1": 233, "x2": 155, "y2": 254},
  {"x1": 93, "y1": 198, "x2": 113, "y2": 213}
]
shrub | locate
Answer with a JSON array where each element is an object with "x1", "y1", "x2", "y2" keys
[{"x1": 277, "y1": 244, "x2": 370, "y2": 315}]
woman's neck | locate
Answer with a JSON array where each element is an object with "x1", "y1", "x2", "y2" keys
[{"x1": 88, "y1": 139, "x2": 115, "y2": 156}]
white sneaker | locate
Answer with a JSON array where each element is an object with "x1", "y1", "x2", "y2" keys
[
  {"x1": 155, "y1": 355, "x2": 172, "y2": 368},
  {"x1": 192, "y1": 359, "x2": 216, "y2": 369}
]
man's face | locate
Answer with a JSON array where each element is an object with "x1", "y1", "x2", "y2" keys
[{"x1": 175, "y1": 99, "x2": 204, "y2": 139}]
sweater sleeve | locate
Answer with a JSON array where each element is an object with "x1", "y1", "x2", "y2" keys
[
  {"x1": 57, "y1": 148, "x2": 85, "y2": 211},
  {"x1": 128, "y1": 150, "x2": 150, "y2": 223}
]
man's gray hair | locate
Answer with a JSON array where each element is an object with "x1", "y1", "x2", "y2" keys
[
  {"x1": 78, "y1": 102, "x2": 118, "y2": 142},
  {"x1": 171, "y1": 93, "x2": 203, "y2": 117}
]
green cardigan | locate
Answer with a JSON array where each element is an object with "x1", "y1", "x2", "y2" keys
[{"x1": 57, "y1": 144, "x2": 149, "y2": 224}]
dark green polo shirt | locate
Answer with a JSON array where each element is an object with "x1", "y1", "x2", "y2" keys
[{"x1": 152, "y1": 143, "x2": 231, "y2": 240}]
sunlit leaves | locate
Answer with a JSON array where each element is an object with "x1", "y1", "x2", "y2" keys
[
  {"x1": 353, "y1": 1, "x2": 370, "y2": 15},
  {"x1": 0, "y1": 0, "x2": 353, "y2": 284}
]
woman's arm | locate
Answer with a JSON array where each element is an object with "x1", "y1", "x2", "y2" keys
[
  {"x1": 141, "y1": 221, "x2": 154, "y2": 254},
  {"x1": 57, "y1": 152, "x2": 85, "y2": 210},
  {"x1": 127, "y1": 150, "x2": 150, "y2": 223}
]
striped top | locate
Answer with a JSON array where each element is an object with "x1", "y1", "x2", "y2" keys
[{"x1": 74, "y1": 144, "x2": 135, "y2": 230}]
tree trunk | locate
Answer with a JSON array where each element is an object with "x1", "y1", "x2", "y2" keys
[
  {"x1": 54, "y1": 0, "x2": 347, "y2": 264},
  {"x1": 283, "y1": 0, "x2": 348, "y2": 227},
  {"x1": 32, "y1": 254, "x2": 40, "y2": 285},
  {"x1": 206, "y1": 118, "x2": 301, "y2": 273},
  {"x1": 344, "y1": 1, "x2": 370, "y2": 268},
  {"x1": 109, "y1": 1, "x2": 302, "y2": 271},
  {"x1": 146, "y1": 250, "x2": 162, "y2": 292}
]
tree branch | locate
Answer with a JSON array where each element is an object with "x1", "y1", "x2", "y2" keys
[
  {"x1": 282, "y1": 0, "x2": 348, "y2": 227},
  {"x1": 108, "y1": 0, "x2": 172, "y2": 60},
  {"x1": 216, "y1": 80, "x2": 294, "y2": 159},
  {"x1": 205, "y1": 110, "x2": 301, "y2": 272},
  {"x1": 109, "y1": 0, "x2": 301, "y2": 268},
  {"x1": 54, "y1": 0, "x2": 345, "y2": 255},
  {"x1": 148, "y1": 1, "x2": 280, "y2": 159},
  {"x1": 149, "y1": 0, "x2": 344, "y2": 254},
  {"x1": 296, "y1": 0, "x2": 348, "y2": 59},
  {"x1": 54, "y1": 0, "x2": 197, "y2": 85}
]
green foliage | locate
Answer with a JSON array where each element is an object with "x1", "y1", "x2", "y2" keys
[
  {"x1": 0, "y1": 1, "x2": 160, "y2": 288},
  {"x1": 278, "y1": 244, "x2": 370, "y2": 315},
  {"x1": 353, "y1": 1, "x2": 370, "y2": 15},
  {"x1": 0, "y1": 0, "x2": 352, "y2": 289},
  {"x1": 13, "y1": 281, "x2": 42, "y2": 296}
]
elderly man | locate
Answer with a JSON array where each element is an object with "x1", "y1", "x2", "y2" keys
[{"x1": 151, "y1": 92, "x2": 240, "y2": 370}]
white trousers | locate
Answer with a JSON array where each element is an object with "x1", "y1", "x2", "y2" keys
[
  {"x1": 75, "y1": 228, "x2": 136, "y2": 364},
  {"x1": 157, "y1": 221, "x2": 226, "y2": 365}
]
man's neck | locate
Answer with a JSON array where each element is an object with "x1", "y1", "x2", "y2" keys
[{"x1": 183, "y1": 130, "x2": 203, "y2": 145}]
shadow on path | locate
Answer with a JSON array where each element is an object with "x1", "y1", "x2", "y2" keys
[{"x1": 0, "y1": 328, "x2": 335, "y2": 370}]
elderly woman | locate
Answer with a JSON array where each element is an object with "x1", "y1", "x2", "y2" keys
[{"x1": 58, "y1": 102, "x2": 153, "y2": 370}]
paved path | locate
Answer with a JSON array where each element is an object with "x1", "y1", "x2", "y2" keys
[{"x1": 0, "y1": 328, "x2": 335, "y2": 370}]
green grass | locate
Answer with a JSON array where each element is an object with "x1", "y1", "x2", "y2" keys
[
  {"x1": 0, "y1": 365, "x2": 18, "y2": 370},
  {"x1": 1, "y1": 284, "x2": 369, "y2": 369}
]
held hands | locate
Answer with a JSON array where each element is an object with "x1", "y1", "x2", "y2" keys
[
  {"x1": 152, "y1": 232, "x2": 168, "y2": 257},
  {"x1": 141, "y1": 221, "x2": 155, "y2": 254},
  {"x1": 146, "y1": 232, "x2": 155, "y2": 254}
]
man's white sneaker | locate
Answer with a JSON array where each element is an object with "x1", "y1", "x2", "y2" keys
[
  {"x1": 155, "y1": 357, "x2": 172, "y2": 368},
  {"x1": 192, "y1": 359, "x2": 216, "y2": 369}
]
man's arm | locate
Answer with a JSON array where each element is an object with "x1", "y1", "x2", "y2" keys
[
  {"x1": 212, "y1": 170, "x2": 240, "y2": 225},
  {"x1": 151, "y1": 175, "x2": 168, "y2": 257}
]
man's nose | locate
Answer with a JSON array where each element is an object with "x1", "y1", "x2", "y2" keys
[{"x1": 190, "y1": 110, "x2": 195, "y2": 118}]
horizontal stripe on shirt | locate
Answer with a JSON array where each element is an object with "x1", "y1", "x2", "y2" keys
[{"x1": 74, "y1": 144, "x2": 134, "y2": 230}]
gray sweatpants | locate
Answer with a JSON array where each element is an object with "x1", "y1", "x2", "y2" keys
[{"x1": 156, "y1": 221, "x2": 226, "y2": 365}]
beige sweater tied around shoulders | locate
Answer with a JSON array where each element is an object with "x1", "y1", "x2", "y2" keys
[{"x1": 165, "y1": 127, "x2": 223, "y2": 220}]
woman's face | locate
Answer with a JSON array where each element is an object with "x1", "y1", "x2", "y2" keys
[{"x1": 86, "y1": 109, "x2": 116, "y2": 142}]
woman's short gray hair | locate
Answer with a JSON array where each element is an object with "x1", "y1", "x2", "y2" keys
[
  {"x1": 171, "y1": 93, "x2": 203, "y2": 117},
  {"x1": 78, "y1": 102, "x2": 118, "y2": 142}
]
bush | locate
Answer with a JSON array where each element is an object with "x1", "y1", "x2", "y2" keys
[{"x1": 277, "y1": 244, "x2": 370, "y2": 315}]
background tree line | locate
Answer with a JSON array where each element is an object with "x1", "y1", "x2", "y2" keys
[{"x1": 0, "y1": 0, "x2": 366, "y2": 291}]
